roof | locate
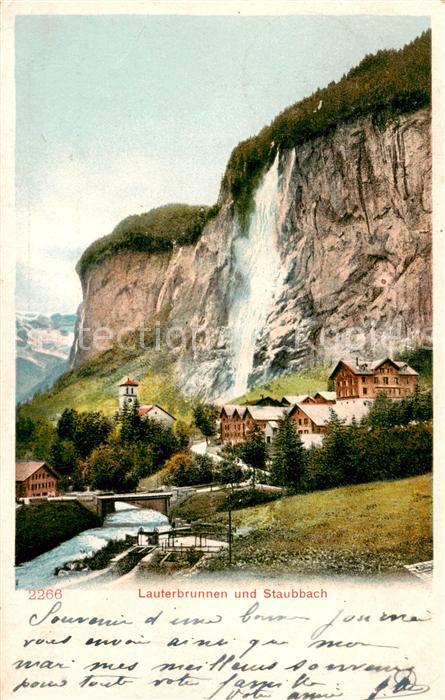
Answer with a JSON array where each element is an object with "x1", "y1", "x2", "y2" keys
[
  {"x1": 392, "y1": 360, "x2": 419, "y2": 376},
  {"x1": 254, "y1": 396, "x2": 283, "y2": 406},
  {"x1": 282, "y1": 394, "x2": 310, "y2": 405},
  {"x1": 329, "y1": 358, "x2": 418, "y2": 378},
  {"x1": 245, "y1": 406, "x2": 288, "y2": 421},
  {"x1": 16, "y1": 461, "x2": 61, "y2": 482},
  {"x1": 292, "y1": 399, "x2": 371, "y2": 426},
  {"x1": 119, "y1": 376, "x2": 139, "y2": 387},
  {"x1": 139, "y1": 404, "x2": 154, "y2": 417},
  {"x1": 220, "y1": 405, "x2": 246, "y2": 418},
  {"x1": 138, "y1": 404, "x2": 176, "y2": 420},
  {"x1": 313, "y1": 391, "x2": 337, "y2": 402},
  {"x1": 335, "y1": 400, "x2": 373, "y2": 423},
  {"x1": 293, "y1": 404, "x2": 333, "y2": 426}
]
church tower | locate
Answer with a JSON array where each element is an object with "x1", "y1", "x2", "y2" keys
[{"x1": 118, "y1": 376, "x2": 139, "y2": 409}]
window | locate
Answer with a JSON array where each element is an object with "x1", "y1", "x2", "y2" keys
[
  {"x1": 363, "y1": 388, "x2": 367, "y2": 395},
  {"x1": 374, "y1": 377, "x2": 378, "y2": 384},
  {"x1": 304, "y1": 419, "x2": 308, "y2": 425},
  {"x1": 298, "y1": 419, "x2": 302, "y2": 425},
  {"x1": 362, "y1": 376, "x2": 366, "y2": 383},
  {"x1": 383, "y1": 377, "x2": 389, "y2": 385}
]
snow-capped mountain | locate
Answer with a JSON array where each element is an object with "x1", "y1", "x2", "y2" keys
[{"x1": 16, "y1": 312, "x2": 76, "y2": 403}]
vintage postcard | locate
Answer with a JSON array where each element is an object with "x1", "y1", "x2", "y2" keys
[{"x1": 1, "y1": 1, "x2": 444, "y2": 699}]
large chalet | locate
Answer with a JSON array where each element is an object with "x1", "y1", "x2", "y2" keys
[
  {"x1": 219, "y1": 357, "x2": 418, "y2": 446},
  {"x1": 330, "y1": 358, "x2": 418, "y2": 401}
]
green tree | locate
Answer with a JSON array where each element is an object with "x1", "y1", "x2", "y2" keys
[
  {"x1": 165, "y1": 452, "x2": 194, "y2": 486},
  {"x1": 315, "y1": 410, "x2": 360, "y2": 489},
  {"x1": 74, "y1": 411, "x2": 113, "y2": 459},
  {"x1": 142, "y1": 419, "x2": 179, "y2": 469},
  {"x1": 16, "y1": 409, "x2": 35, "y2": 447},
  {"x1": 28, "y1": 418, "x2": 56, "y2": 461},
  {"x1": 16, "y1": 408, "x2": 55, "y2": 460},
  {"x1": 118, "y1": 400, "x2": 145, "y2": 444},
  {"x1": 165, "y1": 452, "x2": 214, "y2": 486},
  {"x1": 50, "y1": 438, "x2": 77, "y2": 476},
  {"x1": 191, "y1": 454, "x2": 214, "y2": 485},
  {"x1": 270, "y1": 414, "x2": 306, "y2": 490},
  {"x1": 82, "y1": 444, "x2": 140, "y2": 492},
  {"x1": 193, "y1": 403, "x2": 218, "y2": 444},
  {"x1": 366, "y1": 394, "x2": 394, "y2": 428},
  {"x1": 217, "y1": 459, "x2": 243, "y2": 493},
  {"x1": 411, "y1": 387, "x2": 433, "y2": 422},
  {"x1": 56, "y1": 408, "x2": 78, "y2": 442},
  {"x1": 174, "y1": 419, "x2": 191, "y2": 450},
  {"x1": 239, "y1": 424, "x2": 267, "y2": 489}
]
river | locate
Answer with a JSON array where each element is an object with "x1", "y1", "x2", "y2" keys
[{"x1": 15, "y1": 502, "x2": 169, "y2": 589}]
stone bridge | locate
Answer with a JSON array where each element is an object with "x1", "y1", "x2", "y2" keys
[{"x1": 75, "y1": 492, "x2": 173, "y2": 520}]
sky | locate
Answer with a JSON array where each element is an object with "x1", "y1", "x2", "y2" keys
[{"x1": 15, "y1": 13, "x2": 430, "y2": 314}]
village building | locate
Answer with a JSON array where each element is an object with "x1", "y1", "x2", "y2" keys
[
  {"x1": 330, "y1": 358, "x2": 418, "y2": 401},
  {"x1": 244, "y1": 406, "x2": 289, "y2": 445},
  {"x1": 16, "y1": 461, "x2": 60, "y2": 499},
  {"x1": 281, "y1": 391, "x2": 336, "y2": 405},
  {"x1": 288, "y1": 399, "x2": 371, "y2": 436},
  {"x1": 219, "y1": 405, "x2": 247, "y2": 444},
  {"x1": 312, "y1": 391, "x2": 337, "y2": 404},
  {"x1": 219, "y1": 395, "x2": 338, "y2": 444},
  {"x1": 118, "y1": 376, "x2": 175, "y2": 427},
  {"x1": 253, "y1": 395, "x2": 284, "y2": 406},
  {"x1": 138, "y1": 404, "x2": 176, "y2": 427},
  {"x1": 219, "y1": 405, "x2": 288, "y2": 445},
  {"x1": 118, "y1": 376, "x2": 139, "y2": 409},
  {"x1": 219, "y1": 357, "x2": 417, "y2": 445},
  {"x1": 281, "y1": 394, "x2": 312, "y2": 406}
]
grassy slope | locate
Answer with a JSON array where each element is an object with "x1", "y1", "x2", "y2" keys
[
  {"x1": 232, "y1": 365, "x2": 331, "y2": 404},
  {"x1": 173, "y1": 474, "x2": 432, "y2": 574},
  {"x1": 20, "y1": 347, "x2": 195, "y2": 426},
  {"x1": 21, "y1": 339, "x2": 331, "y2": 427},
  {"x1": 171, "y1": 491, "x2": 227, "y2": 522}
]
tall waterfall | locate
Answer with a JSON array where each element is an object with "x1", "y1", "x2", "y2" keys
[{"x1": 227, "y1": 154, "x2": 282, "y2": 398}]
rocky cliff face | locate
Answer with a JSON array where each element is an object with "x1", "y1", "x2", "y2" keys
[{"x1": 72, "y1": 108, "x2": 432, "y2": 399}]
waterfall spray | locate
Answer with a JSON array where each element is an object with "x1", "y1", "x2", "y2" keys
[{"x1": 227, "y1": 154, "x2": 282, "y2": 397}]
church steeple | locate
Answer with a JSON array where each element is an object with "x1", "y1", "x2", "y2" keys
[{"x1": 118, "y1": 376, "x2": 139, "y2": 409}]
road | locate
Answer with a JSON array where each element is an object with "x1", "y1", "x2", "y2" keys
[
  {"x1": 189, "y1": 440, "x2": 280, "y2": 493},
  {"x1": 190, "y1": 440, "x2": 223, "y2": 461}
]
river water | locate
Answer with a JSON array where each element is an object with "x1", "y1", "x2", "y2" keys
[{"x1": 15, "y1": 502, "x2": 169, "y2": 589}]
